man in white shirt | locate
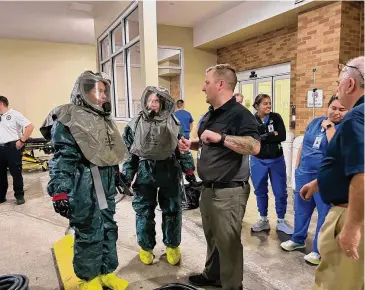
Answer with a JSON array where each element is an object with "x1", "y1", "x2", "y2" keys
[{"x1": 0, "y1": 96, "x2": 34, "y2": 204}]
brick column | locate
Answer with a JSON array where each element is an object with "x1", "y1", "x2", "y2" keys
[
  {"x1": 295, "y1": 2, "x2": 342, "y2": 135},
  {"x1": 340, "y1": 1, "x2": 364, "y2": 64}
]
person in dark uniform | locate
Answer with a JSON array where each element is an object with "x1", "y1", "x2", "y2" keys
[
  {"x1": 0, "y1": 96, "x2": 34, "y2": 205},
  {"x1": 250, "y1": 94, "x2": 293, "y2": 234},
  {"x1": 179, "y1": 64, "x2": 261, "y2": 290},
  {"x1": 300, "y1": 56, "x2": 364, "y2": 290}
]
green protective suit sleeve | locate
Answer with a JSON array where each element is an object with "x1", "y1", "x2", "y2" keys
[
  {"x1": 176, "y1": 124, "x2": 195, "y2": 174},
  {"x1": 121, "y1": 123, "x2": 139, "y2": 182},
  {"x1": 47, "y1": 121, "x2": 83, "y2": 197}
]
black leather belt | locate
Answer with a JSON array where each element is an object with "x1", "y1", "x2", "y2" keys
[
  {"x1": 0, "y1": 141, "x2": 16, "y2": 147},
  {"x1": 202, "y1": 180, "x2": 248, "y2": 189}
]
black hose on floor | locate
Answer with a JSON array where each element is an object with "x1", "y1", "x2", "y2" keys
[
  {"x1": 0, "y1": 275, "x2": 29, "y2": 290},
  {"x1": 153, "y1": 283, "x2": 198, "y2": 290}
]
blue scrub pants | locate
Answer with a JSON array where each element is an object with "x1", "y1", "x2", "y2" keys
[
  {"x1": 250, "y1": 155, "x2": 287, "y2": 219},
  {"x1": 291, "y1": 168, "x2": 331, "y2": 253}
]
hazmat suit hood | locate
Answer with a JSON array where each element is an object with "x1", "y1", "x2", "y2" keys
[
  {"x1": 71, "y1": 71, "x2": 112, "y2": 116},
  {"x1": 129, "y1": 86, "x2": 180, "y2": 160},
  {"x1": 141, "y1": 86, "x2": 175, "y2": 121},
  {"x1": 40, "y1": 71, "x2": 127, "y2": 167}
]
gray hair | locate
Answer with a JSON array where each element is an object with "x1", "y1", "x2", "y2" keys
[
  {"x1": 342, "y1": 56, "x2": 364, "y2": 89},
  {"x1": 206, "y1": 64, "x2": 238, "y2": 91}
]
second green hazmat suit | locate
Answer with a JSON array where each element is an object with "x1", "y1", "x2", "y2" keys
[
  {"x1": 40, "y1": 71, "x2": 128, "y2": 290},
  {"x1": 121, "y1": 86, "x2": 196, "y2": 265}
]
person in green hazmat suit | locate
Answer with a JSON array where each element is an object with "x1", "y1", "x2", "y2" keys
[
  {"x1": 121, "y1": 86, "x2": 197, "y2": 266},
  {"x1": 40, "y1": 71, "x2": 128, "y2": 290}
]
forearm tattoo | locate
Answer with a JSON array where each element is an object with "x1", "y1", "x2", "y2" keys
[{"x1": 224, "y1": 135, "x2": 260, "y2": 155}]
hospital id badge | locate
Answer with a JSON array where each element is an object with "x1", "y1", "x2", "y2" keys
[
  {"x1": 197, "y1": 147, "x2": 202, "y2": 160},
  {"x1": 312, "y1": 136, "x2": 323, "y2": 149},
  {"x1": 268, "y1": 124, "x2": 274, "y2": 132}
]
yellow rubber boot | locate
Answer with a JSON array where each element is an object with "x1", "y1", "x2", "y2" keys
[
  {"x1": 78, "y1": 277, "x2": 103, "y2": 290},
  {"x1": 100, "y1": 273, "x2": 129, "y2": 290},
  {"x1": 166, "y1": 247, "x2": 181, "y2": 265},
  {"x1": 139, "y1": 248, "x2": 154, "y2": 265}
]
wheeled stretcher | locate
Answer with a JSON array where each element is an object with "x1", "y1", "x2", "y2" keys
[{"x1": 22, "y1": 137, "x2": 54, "y2": 171}]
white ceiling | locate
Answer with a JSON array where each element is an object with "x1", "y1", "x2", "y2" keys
[
  {"x1": 0, "y1": 1, "x2": 96, "y2": 44},
  {"x1": 156, "y1": 1, "x2": 242, "y2": 27},
  {"x1": 0, "y1": 1, "x2": 242, "y2": 45}
]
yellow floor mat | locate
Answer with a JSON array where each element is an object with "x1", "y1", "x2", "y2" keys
[{"x1": 52, "y1": 234, "x2": 81, "y2": 289}]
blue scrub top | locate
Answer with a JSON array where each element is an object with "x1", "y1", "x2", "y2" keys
[{"x1": 299, "y1": 116, "x2": 337, "y2": 173}]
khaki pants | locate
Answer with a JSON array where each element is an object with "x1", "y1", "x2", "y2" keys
[
  {"x1": 200, "y1": 184, "x2": 250, "y2": 290},
  {"x1": 313, "y1": 206, "x2": 364, "y2": 290}
]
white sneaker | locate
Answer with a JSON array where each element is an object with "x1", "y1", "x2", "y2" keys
[
  {"x1": 276, "y1": 219, "x2": 294, "y2": 235},
  {"x1": 251, "y1": 218, "x2": 270, "y2": 232},
  {"x1": 280, "y1": 240, "x2": 305, "y2": 251},
  {"x1": 304, "y1": 252, "x2": 321, "y2": 265}
]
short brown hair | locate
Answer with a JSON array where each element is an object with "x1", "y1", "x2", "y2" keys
[
  {"x1": 0, "y1": 96, "x2": 9, "y2": 107},
  {"x1": 206, "y1": 64, "x2": 237, "y2": 91}
]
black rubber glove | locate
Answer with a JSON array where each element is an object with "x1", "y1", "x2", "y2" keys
[
  {"x1": 52, "y1": 193, "x2": 70, "y2": 218},
  {"x1": 185, "y1": 173, "x2": 201, "y2": 187}
]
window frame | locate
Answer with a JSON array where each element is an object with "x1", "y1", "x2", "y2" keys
[
  {"x1": 97, "y1": 1, "x2": 185, "y2": 122},
  {"x1": 97, "y1": 1, "x2": 139, "y2": 122}
]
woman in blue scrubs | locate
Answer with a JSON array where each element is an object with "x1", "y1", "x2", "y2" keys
[
  {"x1": 250, "y1": 94, "x2": 293, "y2": 234},
  {"x1": 280, "y1": 95, "x2": 347, "y2": 265}
]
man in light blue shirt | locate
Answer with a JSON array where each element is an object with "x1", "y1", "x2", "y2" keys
[{"x1": 174, "y1": 99, "x2": 194, "y2": 139}]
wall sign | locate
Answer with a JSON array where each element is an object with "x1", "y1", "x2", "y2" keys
[{"x1": 307, "y1": 89, "x2": 323, "y2": 108}]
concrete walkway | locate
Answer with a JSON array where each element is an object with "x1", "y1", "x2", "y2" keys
[{"x1": 0, "y1": 171, "x2": 317, "y2": 290}]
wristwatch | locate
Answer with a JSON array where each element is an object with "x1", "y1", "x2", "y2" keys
[{"x1": 219, "y1": 133, "x2": 227, "y2": 146}]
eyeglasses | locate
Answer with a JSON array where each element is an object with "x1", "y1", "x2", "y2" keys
[{"x1": 338, "y1": 63, "x2": 364, "y2": 80}]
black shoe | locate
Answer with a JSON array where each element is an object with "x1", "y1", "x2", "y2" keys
[
  {"x1": 16, "y1": 198, "x2": 25, "y2": 205},
  {"x1": 188, "y1": 274, "x2": 222, "y2": 288},
  {"x1": 0, "y1": 199, "x2": 6, "y2": 204}
]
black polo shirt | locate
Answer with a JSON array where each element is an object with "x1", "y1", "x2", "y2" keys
[
  {"x1": 197, "y1": 97, "x2": 260, "y2": 183},
  {"x1": 318, "y1": 96, "x2": 364, "y2": 205}
]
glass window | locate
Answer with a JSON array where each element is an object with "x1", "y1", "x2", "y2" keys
[
  {"x1": 98, "y1": 1, "x2": 184, "y2": 120},
  {"x1": 112, "y1": 24, "x2": 123, "y2": 53},
  {"x1": 102, "y1": 61, "x2": 112, "y2": 78},
  {"x1": 128, "y1": 42, "x2": 143, "y2": 117},
  {"x1": 100, "y1": 37, "x2": 111, "y2": 60},
  {"x1": 158, "y1": 48, "x2": 181, "y2": 67},
  {"x1": 114, "y1": 54, "x2": 127, "y2": 118},
  {"x1": 125, "y1": 8, "x2": 139, "y2": 43}
]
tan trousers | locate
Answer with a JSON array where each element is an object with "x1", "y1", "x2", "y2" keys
[
  {"x1": 200, "y1": 184, "x2": 250, "y2": 290},
  {"x1": 313, "y1": 206, "x2": 364, "y2": 290}
]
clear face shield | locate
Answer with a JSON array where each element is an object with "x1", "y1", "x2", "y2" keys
[
  {"x1": 141, "y1": 86, "x2": 175, "y2": 120},
  {"x1": 79, "y1": 78, "x2": 112, "y2": 114}
]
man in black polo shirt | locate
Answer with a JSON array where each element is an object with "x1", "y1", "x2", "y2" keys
[
  {"x1": 179, "y1": 64, "x2": 260, "y2": 290},
  {"x1": 300, "y1": 56, "x2": 364, "y2": 290}
]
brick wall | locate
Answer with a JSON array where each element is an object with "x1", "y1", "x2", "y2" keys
[
  {"x1": 217, "y1": 25, "x2": 298, "y2": 129},
  {"x1": 340, "y1": 1, "x2": 364, "y2": 64},
  {"x1": 295, "y1": 2, "x2": 342, "y2": 134},
  {"x1": 216, "y1": 1, "x2": 363, "y2": 135},
  {"x1": 217, "y1": 25, "x2": 297, "y2": 71}
]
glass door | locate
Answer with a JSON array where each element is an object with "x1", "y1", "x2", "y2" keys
[
  {"x1": 256, "y1": 77, "x2": 272, "y2": 96},
  {"x1": 240, "y1": 80, "x2": 254, "y2": 112},
  {"x1": 273, "y1": 75, "x2": 290, "y2": 128}
]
